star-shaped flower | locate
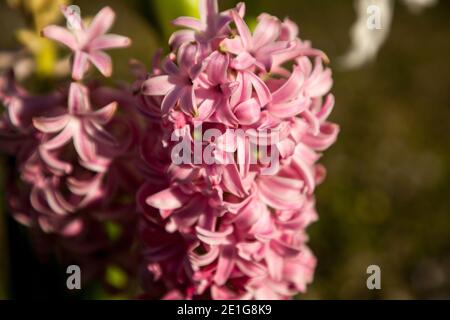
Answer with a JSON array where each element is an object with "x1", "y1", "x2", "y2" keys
[{"x1": 42, "y1": 5, "x2": 131, "y2": 80}]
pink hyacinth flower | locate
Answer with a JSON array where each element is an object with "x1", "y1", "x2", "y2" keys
[
  {"x1": 42, "y1": 5, "x2": 131, "y2": 80},
  {"x1": 33, "y1": 82, "x2": 117, "y2": 172}
]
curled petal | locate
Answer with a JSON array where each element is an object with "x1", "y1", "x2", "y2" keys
[
  {"x1": 73, "y1": 125, "x2": 96, "y2": 161},
  {"x1": 272, "y1": 65, "x2": 305, "y2": 104},
  {"x1": 246, "y1": 71, "x2": 272, "y2": 106},
  {"x1": 172, "y1": 17, "x2": 202, "y2": 30},
  {"x1": 42, "y1": 122, "x2": 75, "y2": 150},
  {"x1": 90, "y1": 102, "x2": 117, "y2": 124},
  {"x1": 234, "y1": 98, "x2": 261, "y2": 125},
  {"x1": 169, "y1": 30, "x2": 195, "y2": 50},
  {"x1": 268, "y1": 96, "x2": 310, "y2": 118},
  {"x1": 33, "y1": 114, "x2": 70, "y2": 133},
  {"x1": 302, "y1": 122, "x2": 340, "y2": 151},
  {"x1": 190, "y1": 246, "x2": 219, "y2": 267},
  {"x1": 258, "y1": 176, "x2": 305, "y2": 210},
  {"x1": 39, "y1": 147, "x2": 72, "y2": 174},
  {"x1": 316, "y1": 94, "x2": 335, "y2": 122},
  {"x1": 196, "y1": 225, "x2": 233, "y2": 246}
]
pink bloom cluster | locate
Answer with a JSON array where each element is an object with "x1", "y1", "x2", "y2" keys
[
  {"x1": 1, "y1": 1, "x2": 339, "y2": 299},
  {"x1": 137, "y1": 0, "x2": 339, "y2": 299},
  {"x1": 0, "y1": 6, "x2": 139, "y2": 284}
]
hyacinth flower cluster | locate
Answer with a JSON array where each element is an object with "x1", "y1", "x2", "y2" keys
[
  {"x1": 0, "y1": 6, "x2": 140, "y2": 287},
  {"x1": 1, "y1": 1, "x2": 339, "y2": 300},
  {"x1": 137, "y1": 0, "x2": 339, "y2": 299}
]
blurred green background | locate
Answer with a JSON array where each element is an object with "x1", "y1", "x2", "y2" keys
[{"x1": 0, "y1": 0, "x2": 449, "y2": 299}]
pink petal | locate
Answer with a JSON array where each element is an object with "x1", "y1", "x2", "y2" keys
[
  {"x1": 146, "y1": 187, "x2": 188, "y2": 210},
  {"x1": 236, "y1": 134, "x2": 250, "y2": 177},
  {"x1": 291, "y1": 157, "x2": 316, "y2": 194},
  {"x1": 221, "y1": 163, "x2": 247, "y2": 197},
  {"x1": 230, "y1": 72, "x2": 252, "y2": 106},
  {"x1": 302, "y1": 122, "x2": 339, "y2": 151},
  {"x1": 269, "y1": 239, "x2": 301, "y2": 257},
  {"x1": 68, "y1": 82, "x2": 89, "y2": 114},
  {"x1": 169, "y1": 30, "x2": 195, "y2": 50},
  {"x1": 90, "y1": 102, "x2": 117, "y2": 124},
  {"x1": 142, "y1": 75, "x2": 175, "y2": 96},
  {"x1": 190, "y1": 246, "x2": 219, "y2": 267},
  {"x1": 234, "y1": 98, "x2": 261, "y2": 125},
  {"x1": 272, "y1": 65, "x2": 304, "y2": 104},
  {"x1": 39, "y1": 147, "x2": 72, "y2": 174},
  {"x1": 200, "y1": 0, "x2": 219, "y2": 26},
  {"x1": 161, "y1": 86, "x2": 183, "y2": 114},
  {"x1": 316, "y1": 94, "x2": 335, "y2": 122},
  {"x1": 214, "y1": 246, "x2": 236, "y2": 286},
  {"x1": 177, "y1": 43, "x2": 199, "y2": 74},
  {"x1": 61, "y1": 219, "x2": 83, "y2": 237},
  {"x1": 220, "y1": 36, "x2": 245, "y2": 55},
  {"x1": 86, "y1": 6, "x2": 115, "y2": 43},
  {"x1": 236, "y1": 259, "x2": 267, "y2": 278},
  {"x1": 265, "y1": 247, "x2": 284, "y2": 281},
  {"x1": 42, "y1": 121, "x2": 75, "y2": 150},
  {"x1": 172, "y1": 17, "x2": 202, "y2": 30},
  {"x1": 88, "y1": 34, "x2": 131, "y2": 51},
  {"x1": 84, "y1": 120, "x2": 117, "y2": 146},
  {"x1": 88, "y1": 51, "x2": 112, "y2": 77},
  {"x1": 41, "y1": 25, "x2": 77, "y2": 50},
  {"x1": 268, "y1": 96, "x2": 310, "y2": 118},
  {"x1": 231, "y1": 9, "x2": 252, "y2": 50},
  {"x1": 179, "y1": 87, "x2": 195, "y2": 115},
  {"x1": 195, "y1": 225, "x2": 233, "y2": 246},
  {"x1": 246, "y1": 71, "x2": 272, "y2": 106},
  {"x1": 252, "y1": 14, "x2": 281, "y2": 50},
  {"x1": 79, "y1": 156, "x2": 110, "y2": 173},
  {"x1": 33, "y1": 114, "x2": 70, "y2": 133},
  {"x1": 211, "y1": 99, "x2": 239, "y2": 127},
  {"x1": 231, "y1": 52, "x2": 256, "y2": 70},
  {"x1": 72, "y1": 51, "x2": 89, "y2": 80},
  {"x1": 206, "y1": 51, "x2": 229, "y2": 84},
  {"x1": 73, "y1": 124, "x2": 96, "y2": 161},
  {"x1": 258, "y1": 176, "x2": 305, "y2": 210}
]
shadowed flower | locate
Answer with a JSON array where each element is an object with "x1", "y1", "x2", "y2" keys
[{"x1": 33, "y1": 82, "x2": 117, "y2": 172}]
